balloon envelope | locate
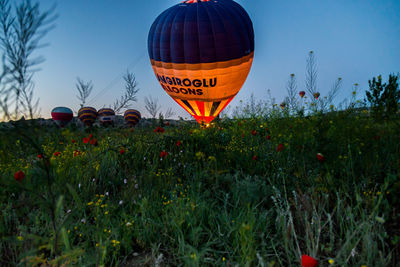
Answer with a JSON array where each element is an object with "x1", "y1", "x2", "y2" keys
[
  {"x1": 78, "y1": 107, "x2": 97, "y2": 126},
  {"x1": 148, "y1": 0, "x2": 254, "y2": 124},
  {"x1": 98, "y1": 108, "x2": 115, "y2": 125},
  {"x1": 124, "y1": 109, "x2": 141, "y2": 126},
  {"x1": 51, "y1": 107, "x2": 73, "y2": 127}
]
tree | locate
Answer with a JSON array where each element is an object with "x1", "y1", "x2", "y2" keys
[
  {"x1": 76, "y1": 77, "x2": 93, "y2": 108},
  {"x1": 0, "y1": 0, "x2": 56, "y2": 120},
  {"x1": 144, "y1": 95, "x2": 160, "y2": 118},
  {"x1": 365, "y1": 74, "x2": 400, "y2": 120},
  {"x1": 113, "y1": 71, "x2": 139, "y2": 114},
  {"x1": 164, "y1": 107, "x2": 175, "y2": 119}
]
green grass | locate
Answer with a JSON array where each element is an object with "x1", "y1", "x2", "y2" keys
[{"x1": 0, "y1": 111, "x2": 399, "y2": 266}]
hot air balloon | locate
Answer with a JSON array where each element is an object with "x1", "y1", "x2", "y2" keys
[
  {"x1": 148, "y1": 0, "x2": 254, "y2": 124},
  {"x1": 78, "y1": 107, "x2": 97, "y2": 126},
  {"x1": 51, "y1": 107, "x2": 73, "y2": 127},
  {"x1": 98, "y1": 108, "x2": 115, "y2": 126},
  {"x1": 124, "y1": 109, "x2": 141, "y2": 127}
]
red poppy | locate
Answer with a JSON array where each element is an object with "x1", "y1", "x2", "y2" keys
[
  {"x1": 160, "y1": 151, "x2": 168, "y2": 158},
  {"x1": 53, "y1": 152, "x2": 61, "y2": 157},
  {"x1": 37, "y1": 154, "x2": 43, "y2": 159},
  {"x1": 176, "y1": 140, "x2": 182, "y2": 147},
  {"x1": 90, "y1": 138, "x2": 98, "y2": 146},
  {"x1": 14, "y1": 170, "x2": 25, "y2": 182},
  {"x1": 313, "y1": 92, "x2": 320, "y2": 99},
  {"x1": 276, "y1": 144, "x2": 285, "y2": 152},
  {"x1": 120, "y1": 149, "x2": 125, "y2": 155},
  {"x1": 73, "y1": 150, "x2": 82, "y2": 157},
  {"x1": 153, "y1": 127, "x2": 165, "y2": 133},
  {"x1": 316, "y1": 153, "x2": 325, "y2": 162},
  {"x1": 252, "y1": 155, "x2": 258, "y2": 161},
  {"x1": 241, "y1": 133, "x2": 245, "y2": 139},
  {"x1": 165, "y1": 122, "x2": 170, "y2": 126},
  {"x1": 83, "y1": 137, "x2": 90, "y2": 144},
  {"x1": 299, "y1": 91, "x2": 306, "y2": 98},
  {"x1": 88, "y1": 134, "x2": 93, "y2": 139},
  {"x1": 266, "y1": 135, "x2": 271, "y2": 140},
  {"x1": 301, "y1": 255, "x2": 318, "y2": 267},
  {"x1": 251, "y1": 130, "x2": 257, "y2": 136},
  {"x1": 71, "y1": 139, "x2": 76, "y2": 143}
]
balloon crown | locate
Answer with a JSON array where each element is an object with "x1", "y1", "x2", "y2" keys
[{"x1": 182, "y1": 0, "x2": 212, "y2": 3}]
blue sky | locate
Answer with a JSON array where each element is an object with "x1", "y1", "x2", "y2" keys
[{"x1": 30, "y1": 0, "x2": 400, "y2": 118}]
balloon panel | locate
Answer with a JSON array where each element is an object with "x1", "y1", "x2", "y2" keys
[
  {"x1": 148, "y1": 0, "x2": 254, "y2": 64},
  {"x1": 150, "y1": 54, "x2": 253, "y2": 123},
  {"x1": 51, "y1": 107, "x2": 73, "y2": 115},
  {"x1": 51, "y1": 112, "x2": 73, "y2": 121},
  {"x1": 98, "y1": 108, "x2": 115, "y2": 116}
]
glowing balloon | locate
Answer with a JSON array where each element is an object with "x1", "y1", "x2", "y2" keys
[
  {"x1": 78, "y1": 107, "x2": 97, "y2": 126},
  {"x1": 124, "y1": 109, "x2": 141, "y2": 127},
  {"x1": 98, "y1": 108, "x2": 115, "y2": 126},
  {"x1": 148, "y1": 0, "x2": 254, "y2": 124},
  {"x1": 51, "y1": 107, "x2": 73, "y2": 127}
]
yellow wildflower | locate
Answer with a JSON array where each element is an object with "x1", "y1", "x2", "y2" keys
[
  {"x1": 190, "y1": 253, "x2": 197, "y2": 261},
  {"x1": 328, "y1": 259, "x2": 334, "y2": 264},
  {"x1": 195, "y1": 151, "x2": 205, "y2": 160},
  {"x1": 208, "y1": 156, "x2": 216, "y2": 162}
]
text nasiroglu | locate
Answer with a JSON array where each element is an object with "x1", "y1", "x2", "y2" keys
[{"x1": 157, "y1": 74, "x2": 217, "y2": 96}]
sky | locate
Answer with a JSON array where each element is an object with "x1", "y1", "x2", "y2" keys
[{"x1": 19, "y1": 0, "x2": 400, "y2": 119}]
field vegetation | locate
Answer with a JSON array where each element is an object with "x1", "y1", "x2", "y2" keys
[{"x1": 1, "y1": 82, "x2": 399, "y2": 266}]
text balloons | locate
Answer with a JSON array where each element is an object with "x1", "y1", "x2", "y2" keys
[
  {"x1": 51, "y1": 107, "x2": 73, "y2": 127},
  {"x1": 78, "y1": 107, "x2": 97, "y2": 126},
  {"x1": 98, "y1": 108, "x2": 115, "y2": 126},
  {"x1": 124, "y1": 109, "x2": 141, "y2": 127},
  {"x1": 148, "y1": 0, "x2": 254, "y2": 124}
]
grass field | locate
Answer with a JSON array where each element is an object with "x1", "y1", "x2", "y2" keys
[{"x1": 0, "y1": 110, "x2": 399, "y2": 266}]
